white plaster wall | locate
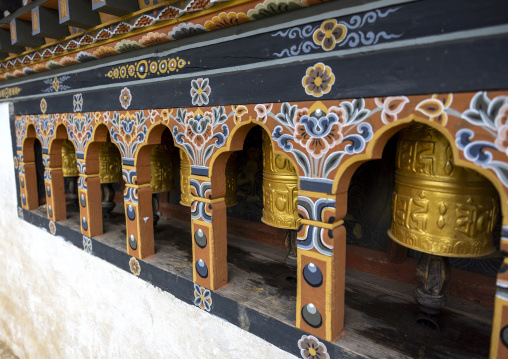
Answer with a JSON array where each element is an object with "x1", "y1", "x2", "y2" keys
[{"x1": 0, "y1": 103, "x2": 296, "y2": 359}]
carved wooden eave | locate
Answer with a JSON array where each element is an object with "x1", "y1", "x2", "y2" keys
[
  {"x1": 0, "y1": 0, "x2": 316, "y2": 79},
  {"x1": 91, "y1": 0, "x2": 139, "y2": 17},
  {"x1": 32, "y1": 5, "x2": 70, "y2": 39}
]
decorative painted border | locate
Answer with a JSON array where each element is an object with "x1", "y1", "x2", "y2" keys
[
  {"x1": 14, "y1": 91, "x2": 508, "y2": 201},
  {"x1": 2, "y1": 0, "x2": 508, "y2": 100},
  {"x1": 0, "y1": 0, "x2": 330, "y2": 81}
]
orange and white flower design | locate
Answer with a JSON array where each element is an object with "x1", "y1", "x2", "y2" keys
[{"x1": 416, "y1": 93, "x2": 453, "y2": 126}]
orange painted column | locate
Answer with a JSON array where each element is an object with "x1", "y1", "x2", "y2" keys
[
  {"x1": 124, "y1": 164, "x2": 154, "y2": 259},
  {"x1": 18, "y1": 150, "x2": 38, "y2": 210},
  {"x1": 43, "y1": 154, "x2": 67, "y2": 222},
  {"x1": 190, "y1": 176, "x2": 228, "y2": 291},
  {"x1": 296, "y1": 191, "x2": 346, "y2": 342},
  {"x1": 490, "y1": 231, "x2": 508, "y2": 358},
  {"x1": 77, "y1": 158, "x2": 103, "y2": 237},
  {"x1": 124, "y1": 184, "x2": 154, "y2": 259}
]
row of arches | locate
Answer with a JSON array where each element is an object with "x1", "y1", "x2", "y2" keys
[{"x1": 16, "y1": 111, "x2": 508, "y2": 351}]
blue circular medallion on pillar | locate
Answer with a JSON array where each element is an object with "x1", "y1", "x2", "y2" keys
[
  {"x1": 303, "y1": 263, "x2": 323, "y2": 287},
  {"x1": 129, "y1": 234, "x2": 137, "y2": 250},
  {"x1": 82, "y1": 217, "x2": 88, "y2": 231},
  {"x1": 196, "y1": 259, "x2": 208, "y2": 278},
  {"x1": 194, "y1": 229, "x2": 207, "y2": 248},
  {"x1": 127, "y1": 205, "x2": 136, "y2": 221},
  {"x1": 501, "y1": 325, "x2": 508, "y2": 348},
  {"x1": 302, "y1": 303, "x2": 322, "y2": 328}
]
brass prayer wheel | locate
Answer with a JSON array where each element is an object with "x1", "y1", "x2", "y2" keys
[
  {"x1": 180, "y1": 149, "x2": 193, "y2": 206},
  {"x1": 388, "y1": 124, "x2": 498, "y2": 258},
  {"x1": 61, "y1": 139, "x2": 79, "y2": 177},
  {"x1": 179, "y1": 149, "x2": 237, "y2": 207},
  {"x1": 99, "y1": 136, "x2": 122, "y2": 184},
  {"x1": 225, "y1": 154, "x2": 238, "y2": 207},
  {"x1": 261, "y1": 131, "x2": 300, "y2": 230},
  {"x1": 150, "y1": 144, "x2": 174, "y2": 194}
]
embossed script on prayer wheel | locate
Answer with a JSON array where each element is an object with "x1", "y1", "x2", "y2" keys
[
  {"x1": 61, "y1": 139, "x2": 79, "y2": 177},
  {"x1": 261, "y1": 131, "x2": 300, "y2": 230},
  {"x1": 179, "y1": 149, "x2": 193, "y2": 206},
  {"x1": 99, "y1": 136, "x2": 122, "y2": 184},
  {"x1": 150, "y1": 144, "x2": 174, "y2": 194},
  {"x1": 388, "y1": 124, "x2": 498, "y2": 258}
]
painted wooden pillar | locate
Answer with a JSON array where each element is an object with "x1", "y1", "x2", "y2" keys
[
  {"x1": 77, "y1": 158, "x2": 103, "y2": 237},
  {"x1": 124, "y1": 165, "x2": 154, "y2": 259},
  {"x1": 43, "y1": 153, "x2": 67, "y2": 221},
  {"x1": 296, "y1": 191, "x2": 346, "y2": 342},
  {"x1": 190, "y1": 175, "x2": 228, "y2": 291},
  {"x1": 18, "y1": 150, "x2": 38, "y2": 210},
  {"x1": 491, "y1": 229, "x2": 508, "y2": 358}
]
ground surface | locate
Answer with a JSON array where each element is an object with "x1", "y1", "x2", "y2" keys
[{"x1": 0, "y1": 338, "x2": 18, "y2": 359}]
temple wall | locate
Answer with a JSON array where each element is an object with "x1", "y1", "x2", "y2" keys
[{"x1": 0, "y1": 103, "x2": 295, "y2": 358}]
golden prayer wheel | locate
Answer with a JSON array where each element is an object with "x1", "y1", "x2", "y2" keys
[
  {"x1": 150, "y1": 144, "x2": 174, "y2": 193},
  {"x1": 225, "y1": 154, "x2": 238, "y2": 207},
  {"x1": 61, "y1": 139, "x2": 79, "y2": 177},
  {"x1": 179, "y1": 149, "x2": 237, "y2": 207},
  {"x1": 99, "y1": 136, "x2": 122, "y2": 184},
  {"x1": 180, "y1": 149, "x2": 193, "y2": 206},
  {"x1": 388, "y1": 124, "x2": 498, "y2": 258},
  {"x1": 261, "y1": 131, "x2": 300, "y2": 230}
]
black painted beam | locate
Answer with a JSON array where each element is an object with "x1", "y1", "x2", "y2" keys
[
  {"x1": 0, "y1": 28, "x2": 24, "y2": 54},
  {"x1": 0, "y1": 0, "x2": 22, "y2": 13},
  {"x1": 91, "y1": 0, "x2": 138, "y2": 17},
  {"x1": 32, "y1": 6, "x2": 69, "y2": 39},
  {"x1": 10, "y1": 18, "x2": 45, "y2": 47},
  {"x1": 58, "y1": 0, "x2": 101, "y2": 29},
  {"x1": 0, "y1": 0, "x2": 53, "y2": 27}
]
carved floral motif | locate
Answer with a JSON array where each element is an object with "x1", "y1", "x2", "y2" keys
[
  {"x1": 172, "y1": 107, "x2": 230, "y2": 166},
  {"x1": 107, "y1": 110, "x2": 158, "y2": 159},
  {"x1": 129, "y1": 257, "x2": 141, "y2": 275},
  {"x1": 270, "y1": 101, "x2": 373, "y2": 178},
  {"x1": 83, "y1": 235, "x2": 92, "y2": 253},
  {"x1": 416, "y1": 93, "x2": 453, "y2": 126},
  {"x1": 374, "y1": 96, "x2": 409, "y2": 124},
  {"x1": 190, "y1": 78, "x2": 211, "y2": 106},
  {"x1": 119, "y1": 88, "x2": 132, "y2": 110},
  {"x1": 302, "y1": 63, "x2": 335, "y2": 98},
  {"x1": 193, "y1": 284, "x2": 212, "y2": 311},
  {"x1": 66, "y1": 113, "x2": 96, "y2": 155},
  {"x1": 298, "y1": 335, "x2": 329, "y2": 359},
  {"x1": 73, "y1": 93, "x2": 83, "y2": 112},
  {"x1": 273, "y1": 7, "x2": 403, "y2": 58},
  {"x1": 312, "y1": 19, "x2": 347, "y2": 51}
]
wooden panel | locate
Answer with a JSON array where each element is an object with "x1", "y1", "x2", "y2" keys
[
  {"x1": 41, "y1": 0, "x2": 59, "y2": 9},
  {"x1": 11, "y1": 34, "x2": 508, "y2": 115},
  {"x1": 10, "y1": 18, "x2": 45, "y2": 47},
  {"x1": 0, "y1": 29, "x2": 24, "y2": 54},
  {"x1": 58, "y1": 0, "x2": 100, "y2": 29},
  {"x1": 32, "y1": 6, "x2": 69, "y2": 38},
  {"x1": 91, "y1": 0, "x2": 138, "y2": 17}
]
